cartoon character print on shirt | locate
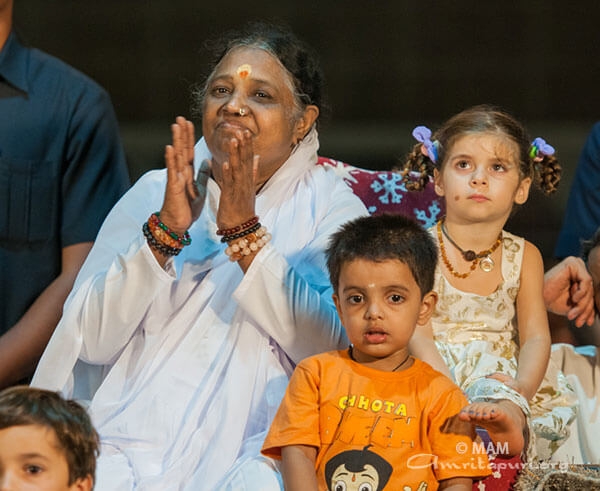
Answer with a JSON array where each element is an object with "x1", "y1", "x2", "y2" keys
[
  {"x1": 323, "y1": 445, "x2": 428, "y2": 491},
  {"x1": 318, "y1": 389, "x2": 434, "y2": 490},
  {"x1": 324, "y1": 445, "x2": 392, "y2": 491}
]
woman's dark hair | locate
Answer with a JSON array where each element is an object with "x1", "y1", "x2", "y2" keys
[{"x1": 192, "y1": 21, "x2": 327, "y2": 121}]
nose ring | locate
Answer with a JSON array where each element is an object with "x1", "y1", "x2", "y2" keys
[{"x1": 239, "y1": 107, "x2": 247, "y2": 116}]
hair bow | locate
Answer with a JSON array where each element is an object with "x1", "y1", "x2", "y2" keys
[
  {"x1": 412, "y1": 126, "x2": 438, "y2": 163},
  {"x1": 530, "y1": 137, "x2": 555, "y2": 160}
]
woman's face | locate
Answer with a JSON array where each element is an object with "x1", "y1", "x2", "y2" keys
[{"x1": 202, "y1": 47, "x2": 317, "y2": 185}]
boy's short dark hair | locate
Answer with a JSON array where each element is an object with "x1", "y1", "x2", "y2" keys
[
  {"x1": 326, "y1": 214, "x2": 438, "y2": 295},
  {"x1": 0, "y1": 386, "x2": 99, "y2": 485}
]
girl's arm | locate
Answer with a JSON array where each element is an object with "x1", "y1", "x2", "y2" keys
[
  {"x1": 514, "y1": 241, "x2": 552, "y2": 401},
  {"x1": 409, "y1": 319, "x2": 452, "y2": 378},
  {"x1": 281, "y1": 445, "x2": 318, "y2": 491}
]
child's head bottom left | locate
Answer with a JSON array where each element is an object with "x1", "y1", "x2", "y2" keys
[{"x1": 0, "y1": 386, "x2": 99, "y2": 490}]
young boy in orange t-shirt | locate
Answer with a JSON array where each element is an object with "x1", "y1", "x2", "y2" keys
[{"x1": 262, "y1": 214, "x2": 491, "y2": 490}]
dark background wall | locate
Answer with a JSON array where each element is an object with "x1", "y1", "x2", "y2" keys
[{"x1": 12, "y1": 1, "x2": 600, "y2": 261}]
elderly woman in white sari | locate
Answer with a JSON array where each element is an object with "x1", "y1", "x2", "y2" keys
[{"x1": 31, "y1": 22, "x2": 366, "y2": 490}]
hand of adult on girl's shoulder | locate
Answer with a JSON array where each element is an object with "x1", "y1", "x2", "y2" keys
[{"x1": 543, "y1": 257, "x2": 595, "y2": 328}]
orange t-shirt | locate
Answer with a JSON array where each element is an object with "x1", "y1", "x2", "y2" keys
[{"x1": 262, "y1": 350, "x2": 491, "y2": 490}]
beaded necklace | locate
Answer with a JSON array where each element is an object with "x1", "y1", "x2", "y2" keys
[
  {"x1": 437, "y1": 220, "x2": 502, "y2": 279},
  {"x1": 348, "y1": 346, "x2": 411, "y2": 372}
]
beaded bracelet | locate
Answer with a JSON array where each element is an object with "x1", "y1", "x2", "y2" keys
[
  {"x1": 216, "y1": 216, "x2": 259, "y2": 237},
  {"x1": 225, "y1": 225, "x2": 271, "y2": 262},
  {"x1": 148, "y1": 219, "x2": 184, "y2": 250},
  {"x1": 220, "y1": 222, "x2": 262, "y2": 243},
  {"x1": 149, "y1": 212, "x2": 191, "y2": 246},
  {"x1": 143, "y1": 222, "x2": 182, "y2": 256}
]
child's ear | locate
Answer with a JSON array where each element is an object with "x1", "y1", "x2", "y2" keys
[
  {"x1": 417, "y1": 291, "x2": 438, "y2": 326},
  {"x1": 514, "y1": 177, "x2": 532, "y2": 205},
  {"x1": 332, "y1": 293, "x2": 343, "y2": 321},
  {"x1": 433, "y1": 169, "x2": 445, "y2": 197},
  {"x1": 70, "y1": 475, "x2": 93, "y2": 491}
]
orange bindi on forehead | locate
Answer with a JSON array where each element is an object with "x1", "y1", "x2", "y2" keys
[{"x1": 236, "y1": 64, "x2": 252, "y2": 79}]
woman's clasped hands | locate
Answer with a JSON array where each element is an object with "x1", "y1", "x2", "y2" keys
[{"x1": 156, "y1": 116, "x2": 261, "y2": 269}]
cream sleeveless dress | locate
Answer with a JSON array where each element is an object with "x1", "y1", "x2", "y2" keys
[{"x1": 430, "y1": 228, "x2": 578, "y2": 460}]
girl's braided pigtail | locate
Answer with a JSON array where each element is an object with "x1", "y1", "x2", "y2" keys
[
  {"x1": 530, "y1": 137, "x2": 561, "y2": 195},
  {"x1": 396, "y1": 126, "x2": 439, "y2": 191},
  {"x1": 399, "y1": 144, "x2": 436, "y2": 191}
]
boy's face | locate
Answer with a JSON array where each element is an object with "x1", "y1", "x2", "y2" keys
[
  {"x1": 0, "y1": 424, "x2": 92, "y2": 491},
  {"x1": 332, "y1": 258, "x2": 436, "y2": 370}
]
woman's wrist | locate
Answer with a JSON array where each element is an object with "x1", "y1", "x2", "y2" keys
[
  {"x1": 157, "y1": 209, "x2": 191, "y2": 236},
  {"x1": 218, "y1": 215, "x2": 271, "y2": 263},
  {"x1": 216, "y1": 215, "x2": 259, "y2": 241},
  {"x1": 142, "y1": 212, "x2": 192, "y2": 259},
  {"x1": 216, "y1": 213, "x2": 257, "y2": 233},
  {"x1": 224, "y1": 226, "x2": 271, "y2": 262}
]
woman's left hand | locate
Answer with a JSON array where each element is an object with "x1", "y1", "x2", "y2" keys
[{"x1": 212, "y1": 130, "x2": 260, "y2": 230}]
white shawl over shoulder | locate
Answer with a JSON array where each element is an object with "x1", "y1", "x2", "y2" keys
[{"x1": 32, "y1": 129, "x2": 367, "y2": 490}]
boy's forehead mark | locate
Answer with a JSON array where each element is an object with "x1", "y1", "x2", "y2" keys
[{"x1": 236, "y1": 64, "x2": 252, "y2": 78}]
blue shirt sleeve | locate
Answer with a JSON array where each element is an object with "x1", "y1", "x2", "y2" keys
[
  {"x1": 0, "y1": 32, "x2": 130, "y2": 334},
  {"x1": 61, "y1": 83, "x2": 130, "y2": 246},
  {"x1": 554, "y1": 122, "x2": 600, "y2": 258}
]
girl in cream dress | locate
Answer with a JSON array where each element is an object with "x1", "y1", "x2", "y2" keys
[{"x1": 402, "y1": 106, "x2": 577, "y2": 460}]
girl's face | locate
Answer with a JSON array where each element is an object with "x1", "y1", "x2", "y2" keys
[
  {"x1": 434, "y1": 133, "x2": 532, "y2": 223},
  {"x1": 332, "y1": 258, "x2": 436, "y2": 371},
  {"x1": 202, "y1": 47, "x2": 318, "y2": 188}
]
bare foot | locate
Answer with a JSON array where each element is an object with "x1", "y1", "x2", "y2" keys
[{"x1": 458, "y1": 400, "x2": 526, "y2": 457}]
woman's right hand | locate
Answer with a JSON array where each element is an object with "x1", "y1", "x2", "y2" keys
[{"x1": 159, "y1": 116, "x2": 210, "y2": 234}]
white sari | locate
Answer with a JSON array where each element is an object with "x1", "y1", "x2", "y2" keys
[{"x1": 32, "y1": 129, "x2": 367, "y2": 490}]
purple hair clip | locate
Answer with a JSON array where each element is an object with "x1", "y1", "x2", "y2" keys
[
  {"x1": 530, "y1": 137, "x2": 555, "y2": 160},
  {"x1": 412, "y1": 126, "x2": 438, "y2": 163}
]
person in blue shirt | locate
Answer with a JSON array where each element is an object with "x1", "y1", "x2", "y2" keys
[
  {"x1": 0, "y1": 0, "x2": 130, "y2": 388},
  {"x1": 555, "y1": 122, "x2": 600, "y2": 259},
  {"x1": 550, "y1": 123, "x2": 600, "y2": 344}
]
